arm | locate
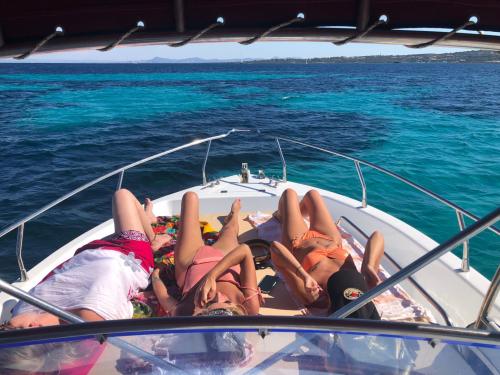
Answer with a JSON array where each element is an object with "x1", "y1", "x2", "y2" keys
[
  {"x1": 151, "y1": 269, "x2": 178, "y2": 315},
  {"x1": 196, "y1": 244, "x2": 261, "y2": 314},
  {"x1": 270, "y1": 241, "x2": 320, "y2": 303},
  {"x1": 361, "y1": 231, "x2": 384, "y2": 289}
]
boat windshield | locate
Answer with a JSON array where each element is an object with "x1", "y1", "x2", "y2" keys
[{"x1": 0, "y1": 326, "x2": 498, "y2": 374}]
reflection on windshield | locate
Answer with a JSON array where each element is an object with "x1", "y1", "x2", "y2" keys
[{"x1": 0, "y1": 329, "x2": 498, "y2": 374}]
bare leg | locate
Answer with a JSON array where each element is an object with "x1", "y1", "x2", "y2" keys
[
  {"x1": 112, "y1": 189, "x2": 170, "y2": 251},
  {"x1": 212, "y1": 199, "x2": 241, "y2": 254},
  {"x1": 299, "y1": 190, "x2": 342, "y2": 247},
  {"x1": 277, "y1": 188, "x2": 309, "y2": 249},
  {"x1": 361, "y1": 231, "x2": 384, "y2": 289},
  {"x1": 174, "y1": 192, "x2": 205, "y2": 288}
]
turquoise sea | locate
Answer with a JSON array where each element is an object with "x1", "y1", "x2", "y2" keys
[{"x1": 0, "y1": 63, "x2": 498, "y2": 281}]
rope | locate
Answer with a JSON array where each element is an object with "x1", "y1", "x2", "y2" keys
[
  {"x1": 240, "y1": 14, "x2": 305, "y2": 45},
  {"x1": 334, "y1": 15, "x2": 387, "y2": 46},
  {"x1": 99, "y1": 22, "x2": 144, "y2": 52},
  {"x1": 406, "y1": 17, "x2": 478, "y2": 49},
  {"x1": 169, "y1": 18, "x2": 224, "y2": 47},
  {"x1": 14, "y1": 27, "x2": 64, "y2": 60}
]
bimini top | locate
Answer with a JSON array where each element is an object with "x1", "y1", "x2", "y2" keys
[{"x1": 1, "y1": 0, "x2": 500, "y2": 59}]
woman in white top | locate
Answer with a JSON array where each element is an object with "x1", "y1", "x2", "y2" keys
[{"x1": 7, "y1": 189, "x2": 170, "y2": 329}]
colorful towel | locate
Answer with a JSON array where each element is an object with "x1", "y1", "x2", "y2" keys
[{"x1": 131, "y1": 216, "x2": 219, "y2": 318}]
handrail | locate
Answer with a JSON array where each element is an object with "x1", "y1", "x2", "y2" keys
[
  {"x1": 337, "y1": 216, "x2": 452, "y2": 325},
  {"x1": 474, "y1": 265, "x2": 500, "y2": 329},
  {"x1": 0, "y1": 129, "x2": 243, "y2": 239},
  {"x1": 0, "y1": 129, "x2": 247, "y2": 281},
  {"x1": 277, "y1": 136, "x2": 499, "y2": 236},
  {"x1": 1, "y1": 130, "x2": 496, "y2": 281},
  {"x1": 276, "y1": 136, "x2": 499, "y2": 273},
  {"x1": 331, "y1": 207, "x2": 500, "y2": 319}
]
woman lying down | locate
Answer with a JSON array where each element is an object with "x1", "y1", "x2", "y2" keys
[
  {"x1": 6, "y1": 189, "x2": 261, "y2": 329},
  {"x1": 6, "y1": 189, "x2": 171, "y2": 329}
]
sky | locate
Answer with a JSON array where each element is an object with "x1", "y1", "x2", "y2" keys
[{"x1": 11, "y1": 42, "x2": 470, "y2": 62}]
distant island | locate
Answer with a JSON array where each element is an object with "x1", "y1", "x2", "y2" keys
[
  {"x1": 4, "y1": 50, "x2": 499, "y2": 64},
  {"x1": 142, "y1": 50, "x2": 500, "y2": 64}
]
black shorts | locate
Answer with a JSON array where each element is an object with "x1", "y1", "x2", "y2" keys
[{"x1": 327, "y1": 268, "x2": 380, "y2": 320}]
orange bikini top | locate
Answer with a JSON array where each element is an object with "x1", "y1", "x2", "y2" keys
[{"x1": 293, "y1": 230, "x2": 349, "y2": 272}]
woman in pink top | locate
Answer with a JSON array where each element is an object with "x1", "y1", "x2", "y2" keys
[{"x1": 152, "y1": 192, "x2": 262, "y2": 317}]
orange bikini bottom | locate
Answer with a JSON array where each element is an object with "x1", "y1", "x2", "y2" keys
[{"x1": 292, "y1": 230, "x2": 349, "y2": 272}]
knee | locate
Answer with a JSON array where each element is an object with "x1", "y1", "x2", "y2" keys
[
  {"x1": 370, "y1": 230, "x2": 384, "y2": 244},
  {"x1": 282, "y1": 188, "x2": 298, "y2": 200},
  {"x1": 305, "y1": 189, "x2": 321, "y2": 201},
  {"x1": 113, "y1": 188, "x2": 133, "y2": 202},
  {"x1": 182, "y1": 191, "x2": 199, "y2": 203}
]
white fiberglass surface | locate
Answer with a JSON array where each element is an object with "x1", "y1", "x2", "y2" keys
[{"x1": 0, "y1": 329, "x2": 498, "y2": 374}]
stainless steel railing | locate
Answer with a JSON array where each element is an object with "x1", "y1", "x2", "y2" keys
[
  {"x1": 275, "y1": 136, "x2": 500, "y2": 272},
  {"x1": 474, "y1": 265, "x2": 500, "y2": 329},
  {"x1": 0, "y1": 129, "x2": 247, "y2": 281},
  {"x1": 1, "y1": 129, "x2": 497, "y2": 282}
]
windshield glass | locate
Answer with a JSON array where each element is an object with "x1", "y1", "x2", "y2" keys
[{"x1": 0, "y1": 328, "x2": 498, "y2": 374}]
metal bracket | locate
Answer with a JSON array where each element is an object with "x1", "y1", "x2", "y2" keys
[
  {"x1": 240, "y1": 13, "x2": 305, "y2": 45},
  {"x1": 406, "y1": 16, "x2": 479, "y2": 49},
  {"x1": 169, "y1": 17, "x2": 224, "y2": 47},
  {"x1": 98, "y1": 21, "x2": 145, "y2": 52},
  {"x1": 276, "y1": 138, "x2": 287, "y2": 183},
  {"x1": 456, "y1": 211, "x2": 470, "y2": 272},
  {"x1": 202, "y1": 140, "x2": 212, "y2": 185},
  {"x1": 16, "y1": 224, "x2": 28, "y2": 282},
  {"x1": 14, "y1": 26, "x2": 64, "y2": 60}
]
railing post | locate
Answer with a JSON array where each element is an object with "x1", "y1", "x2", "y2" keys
[
  {"x1": 456, "y1": 211, "x2": 470, "y2": 272},
  {"x1": 116, "y1": 170, "x2": 125, "y2": 191},
  {"x1": 354, "y1": 161, "x2": 367, "y2": 208},
  {"x1": 276, "y1": 138, "x2": 287, "y2": 183},
  {"x1": 16, "y1": 223, "x2": 28, "y2": 282},
  {"x1": 202, "y1": 140, "x2": 212, "y2": 185},
  {"x1": 474, "y1": 266, "x2": 500, "y2": 329}
]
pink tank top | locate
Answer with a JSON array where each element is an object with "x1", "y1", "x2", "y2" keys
[{"x1": 182, "y1": 246, "x2": 241, "y2": 296}]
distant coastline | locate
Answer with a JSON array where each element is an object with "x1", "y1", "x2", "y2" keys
[
  {"x1": 243, "y1": 50, "x2": 500, "y2": 64},
  {"x1": 2, "y1": 50, "x2": 499, "y2": 64}
]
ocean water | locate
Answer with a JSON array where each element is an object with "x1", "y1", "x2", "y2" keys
[{"x1": 0, "y1": 63, "x2": 498, "y2": 282}]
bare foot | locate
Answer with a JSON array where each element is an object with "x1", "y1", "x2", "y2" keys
[
  {"x1": 151, "y1": 233, "x2": 172, "y2": 252},
  {"x1": 224, "y1": 199, "x2": 241, "y2": 224},
  {"x1": 144, "y1": 198, "x2": 157, "y2": 224}
]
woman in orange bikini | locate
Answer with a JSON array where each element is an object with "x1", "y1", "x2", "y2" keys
[
  {"x1": 152, "y1": 192, "x2": 262, "y2": 317},
  {"x1": 271, "y1": 188, "x2": 384, "y2": 318}
]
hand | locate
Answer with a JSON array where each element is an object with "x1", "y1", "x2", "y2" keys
[
  {"x1": 303, "y1": 274, "x2": 321, "y2": 300},
  {"x1": 362, "y1": 264, "x2": 380, "y2": 290},
  {"x1": 195, "y1": 275, "x2": 217, "y2": 308}
]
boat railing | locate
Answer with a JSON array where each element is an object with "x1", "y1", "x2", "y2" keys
[
  {"x1": 0, "y1": 129, "x2": 497, "y2": 283},
  {"x1": 275, "y1": 136, "x2": 500, "y2": 273},
  {"x1": 0, "y1": 129, "x2": 248, "y2": 281}
]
